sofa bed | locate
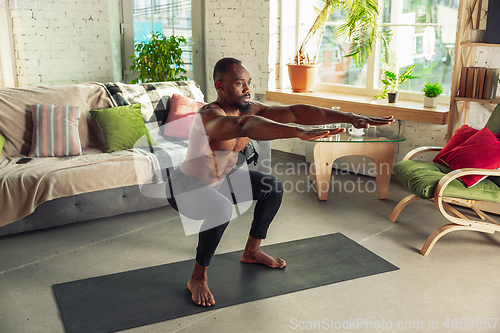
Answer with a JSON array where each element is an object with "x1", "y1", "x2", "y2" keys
[{"x1": 0, "y1": 81, "x2": 270, "y2": 237}]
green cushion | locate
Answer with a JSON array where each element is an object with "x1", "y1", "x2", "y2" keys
[
  {"x1": 0, "y1": 133, "x2": 5, "y2": 158},
  {"x1": 393, "y1": 160, "x2": 500, "y2": 202},
  {"x1": 90, "y1": 104, "x2": 157, "y2": 153},
  {"x1": 486, "y1": 103, "x2": 500, "y2": 134}
]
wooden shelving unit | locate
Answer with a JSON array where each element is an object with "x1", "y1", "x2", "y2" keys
[{"x1": 448, "y1": 0, "x2": 500, "y2": 139}]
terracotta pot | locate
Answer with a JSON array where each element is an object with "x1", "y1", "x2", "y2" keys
[
  {"x1": 423, "y1": 96, "x2": 438, "y2": 108},
  {"x1": 387, "y1": 92, "x2": 399, "y2": 103},
  {"x1": 287, "y1": 63, "x2": 320, "y2": 93}
]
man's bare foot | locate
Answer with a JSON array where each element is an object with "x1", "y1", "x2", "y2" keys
[
  {"x1": 241, "y1": 249, "x2": 286, "y2": 268},
  {"x1": 187, "y1": 262, "x2": 215, "y2": 306},
  {"x1": 240, "y1": 236, "x2": 286, "y2": 268}
]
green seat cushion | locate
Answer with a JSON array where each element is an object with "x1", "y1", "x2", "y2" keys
[
  {"x1": 393, "y1": 160, "x2": 500, "y2": 202},
  {"x1": 90, "y1": 104, "x2": 157, "y2": 153}
]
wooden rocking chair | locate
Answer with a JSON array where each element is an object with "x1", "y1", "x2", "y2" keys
[{"x1": 390, "y1": 104, "x2": 500, "y2": 255}]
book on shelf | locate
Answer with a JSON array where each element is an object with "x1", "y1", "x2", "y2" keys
[
  {"x1": 465, "y1": 67, "x2": 478, "y2": 98},
  {"x1": 476, "y1": 68, "x2": 486, "y2": 99},
  {"x1": 458, "y1": 67, "x2": 499, "y2": 100},
  {"x1": 459, "y1": 67, "x2": 467, "y2": 97},
  {"x1": 493, "y1": 70, "x2": 499, "y2": 99},
  {"x1": 483, "y1": 68, "x2": 499, "y2": 100}
]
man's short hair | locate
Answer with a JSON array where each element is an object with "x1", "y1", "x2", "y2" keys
[{"x1": 213, "y1": 57, "x2": 242, "y2": 83}]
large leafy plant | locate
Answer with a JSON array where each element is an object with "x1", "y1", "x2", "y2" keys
[
  {"x1": 290, "y1": 0, "x2": 391, "y2": 67},
  {"x1": 129, "y1": 32, "x2": 187, "y2": 84}
]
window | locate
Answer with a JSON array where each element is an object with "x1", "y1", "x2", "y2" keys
[
  {"x1": 296, "y1": 0, "x2": 459, "y2": 103},
  {"x1": 133, "y1": 0, "x2": 193, "y2": 71},
  {"x1": 0, "y1": 9, "x2": 16, "y2": 87},
  {"x1": 121, "y1": 0, "x2": 205, "y2": 93}
]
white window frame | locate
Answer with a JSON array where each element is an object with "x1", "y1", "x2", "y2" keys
[{"x1": 0, "y1": 9, "x2": 17, "y2": 87}]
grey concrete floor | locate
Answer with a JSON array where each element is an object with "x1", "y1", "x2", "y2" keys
[{"x1": 1, "y1": 155, "x2": 499, "y2": 333}]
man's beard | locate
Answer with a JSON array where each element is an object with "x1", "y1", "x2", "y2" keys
[{"x1": 237, "y1": 94, "x2": 251, "y2": 113}]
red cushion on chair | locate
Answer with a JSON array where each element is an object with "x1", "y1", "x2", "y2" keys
[
  {"x1": 439, "y1": 127, "x2": 500, "y2": 187},
  {"x1": 433, "y1": 125, "x2": 479, "y2": 166},
  {"x1": 163, "y1": 94, "x2": 206, "y2": 139},
  {"x1": 434, "y1": 125, "x2": 500, "y2": 166}
]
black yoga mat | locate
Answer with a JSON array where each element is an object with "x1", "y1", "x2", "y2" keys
[{"x1": 53, "y1": 233, "x2": 398, "y2": 333}]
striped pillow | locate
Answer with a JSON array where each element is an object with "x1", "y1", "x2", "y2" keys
[{"x1": 30, "y1": 104, "x2": 82, "y2": 157}]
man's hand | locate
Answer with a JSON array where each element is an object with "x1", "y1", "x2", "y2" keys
[
  {"x1": 298, "y1": 128, "x2": 346, "y2": 141},
  {"x1": 351, "y1": 114, "x2": 395, "y2": 129}
]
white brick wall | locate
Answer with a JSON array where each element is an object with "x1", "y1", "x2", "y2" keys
[
  {"x1": 11, "y1": 0, "x2": 120, "y2": 86},
  {"x1": 205, "y1": 0, "x2": 273, "y2": 102}
]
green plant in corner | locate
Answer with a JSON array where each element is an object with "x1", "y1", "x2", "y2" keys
[
  {"x1": 374, "y1": 64, "x2": 419, "y2": 100},
  {"x1": 422, "y1": 82, "x2": 443, "y2": 98},
  {"x1": 129, "y1": 32, "x2": 187, "y2": 84}
]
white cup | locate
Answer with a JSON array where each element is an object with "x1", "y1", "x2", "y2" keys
[{"x1": 348, "y1": 126, "x2": 365, "y2": 136}]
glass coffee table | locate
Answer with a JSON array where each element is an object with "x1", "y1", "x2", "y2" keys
[{"x1": 308, "y1": 126, "x2": 406, "y2": 201}]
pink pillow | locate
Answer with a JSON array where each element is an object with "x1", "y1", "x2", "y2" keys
[
  {"x1": 439, "y1": 127, "x2": 500, "y2": 187},
  {"x1": 163, "y1": 94, "x2": 205, "y2": 139}
]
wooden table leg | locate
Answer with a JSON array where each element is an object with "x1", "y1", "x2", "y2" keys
[
  {"x1": 309, "y1": 141, "x2": 395, "y2": 201},
  {"x1": 309, "y1": 142, "x2": 335, "y2": 201},
  {"x1": 370, "y1": 142, "x2": 395, "y2": 200}
]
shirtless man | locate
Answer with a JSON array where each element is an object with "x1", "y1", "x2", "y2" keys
[{"x1": 167, "y1": 57, "x2": 394, "y2": 307}]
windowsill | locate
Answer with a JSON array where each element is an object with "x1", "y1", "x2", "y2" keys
[{"x1": 265, "y1": 89, "x2": 450, "y2": 125}]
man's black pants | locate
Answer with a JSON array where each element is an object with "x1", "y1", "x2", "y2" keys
[{"x1": 167, "y1": 167, "x2": 283, "y2": 266}]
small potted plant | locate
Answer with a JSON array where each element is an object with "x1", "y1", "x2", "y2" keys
[
  {"x1": 375, "y1": 64, "x2": 418, "y2": 103},
  {"x1": 129, "y1": 32, "x2": 187, "y2": 83},
  {"x1": 422, "y1": 82, "x2": 443, "y2": 108}
]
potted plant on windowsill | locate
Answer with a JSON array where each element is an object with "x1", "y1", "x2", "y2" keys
[
  {"x1": 129, "y1": 32, "x2": 187, "y2": 84},
  {"x1": 375, "y1": 64, "x2": 418, "y2": 103},
  {"x1": 287, "y1": 0, "x2": 390, "y2": 93},
  {"x1": 422, "y1": 82, "x2": 443, "y2": 108}
]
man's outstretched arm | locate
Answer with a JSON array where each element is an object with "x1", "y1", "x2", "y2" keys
[
  {"x1": 201, "y1": 107, "x2": 340, "y2": 142},
  {"x1": 254, "y1": 103, "x2": 394, "y2": 128}
]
